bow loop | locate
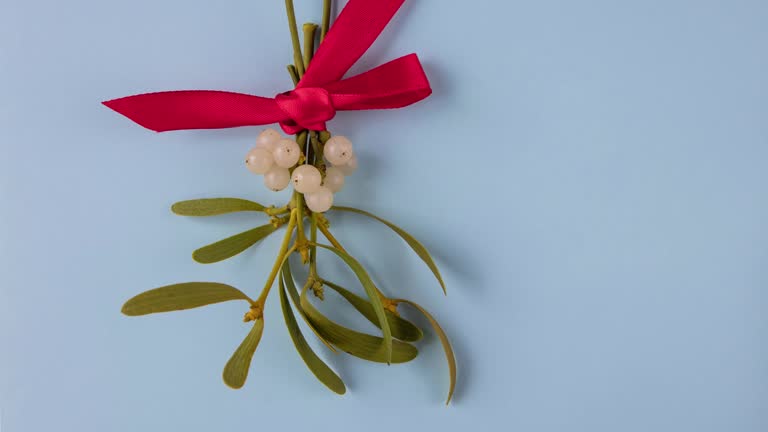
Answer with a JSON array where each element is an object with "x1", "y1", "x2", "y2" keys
[{"x1": 275, "y1": 87, "x2": 335, "y2": 134}]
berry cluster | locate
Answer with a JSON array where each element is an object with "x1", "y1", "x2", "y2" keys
[{"x1": 245, "y1": 128, "x2": 357, "y2": 212}]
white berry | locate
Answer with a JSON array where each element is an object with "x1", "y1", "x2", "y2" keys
[
  {"x1": 256, "y1": 128, "x2": 282, "y2": 151},
  {"x1": 291, "y1": 164, "x2": 322, "y2": 193},
  {"x1": 263, "y1": 166, "x2": 290, "y2": 191},
  {"x1": 324, "y1": 136, "x2": 354, "y2": 165},
  {"x1": 323, "y1": 166, "x2": 345, "y2": 192},
  {"x1": 245, "y1": 147, "x2": 274, "y2": 174},
  {"x1": 335, "y1": 154, "x2": 358, "y2": 176},
  {"x1": 273, "y1": 138, "x2": 301, "y2": 168},
  {"x1": 305, "y1": 186, "x2": 334, "y2": 213}
]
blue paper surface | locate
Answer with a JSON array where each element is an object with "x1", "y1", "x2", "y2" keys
[{"x1": 1, "y1": 1, "x2": 767, "y2": 430}]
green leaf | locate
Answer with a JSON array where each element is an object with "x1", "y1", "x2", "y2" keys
[
  {"x1": 299, "y1": 282, "x2": 417, "y2": 364},
  {"x1": 332, "y1": 206, "x2": 446, "y2": 295},
  {"x1": 280, "y1": 277, "x2": 346, "y2": 394},
  {"x1": 397, "y1": 300, "x2": 457, "y2": 404},
  {"x1": 121, "y1": 282, "x2": 251, "y2": 316},
  {"x1": 313, "y1": 244, "x2": 393, "y2": 364},
  {"x1": 222, "y1": 319, "x2": 264, "y2": 389},
  {"x1": 324, "y1": 281, "x2": 423, "y2": 342},
  {"x1": 281, "y1": 262, "x2": 337, "y2": 353},
  {"x1": 193, "y1": 224, "x2": 277, "y2": 264},
  {"x1": 172, "y1": 198, "x2": 265, "y2": 216}
]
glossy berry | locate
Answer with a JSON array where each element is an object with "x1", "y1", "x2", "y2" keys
[
  {"x1": 323, "y1": 166, "x2": 345, "y2": 192},
  {"x1": 255, "y1": 128, "x2": 282, "y2": 151},
  {"x1": 305, "y1": 186, "x2": 334, "y2": 213},
  {"x1": 273, "y1": 138, "x2": 301, "y2": 168},
  {"x1": 263, "y1": 166, "x2": 291, "y2": 191},
  {"x1": 245, "y1": 147, "x2": 274, "y2": 174},
  {"x1": 324, "y1": 136, "x2": 354, "y2": 165},
  {"x1": 335, "y1": 154, "x2": 358, "y2": 176},
  {"x1": 291, "y1": 164, "x2": 322, "y2": 193}
]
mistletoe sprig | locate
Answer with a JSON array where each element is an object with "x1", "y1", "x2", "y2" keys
[{"x1": 119, "y1": 0, "x2": 456, "y2": 403}]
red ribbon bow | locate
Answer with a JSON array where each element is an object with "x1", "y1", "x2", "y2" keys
[{"x1": 103, "y1": 0, "x2": 431, "y2": 134}]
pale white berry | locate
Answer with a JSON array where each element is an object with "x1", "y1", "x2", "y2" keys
[
  {"x1": 335, "y1": 154, "x2": 358, "y2": 176},
  {"x1": 245, "y1": 147, "x2": 274, "y2": 174},
  {"x1": 255, "y1": 128, "x2": 282, "y2": 151},
  {"x1": 324, "y1": 136, "x2": 354, "y2": 165},
  {"x1": 305, "y1": 186, "x2": 334, "y2": 213},
  {"x1": 273, "y1": 138, "x2": 301, "y2": 168},
  {"x1": 291, "y1": 164, "x2": 322, "y2": 193},
  {"x1": 263, "y1": 166, "x2": 291, "y2": 191},
  {"x1": 323, "y1": 166, "x2": 345, "y2": 192}
]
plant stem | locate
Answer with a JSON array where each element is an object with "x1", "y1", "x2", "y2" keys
[
  {"x1": 321, "y1": 0, "x2": 332, "y2": 42},
  {"x1": 310, "y1": 132, "x2": 324, "y2": 167},
  {"x1": 293, "y1": 191, "x2": 310, "y2": 263},
  {"x1": 295, "y1": 19, "x2": 321, "y2": 271},
  {"x1": 317, "y1": 221, "x2": 345, "y2": 252},
  {"x1": 286, "y1": 65, "x2": 300, "y2": 86},
  {"x1": 302, "y1": 23, "x2": 318, "y2": 74},
  {"x1": 295, "y1": 130, "x2": 309, "y2": 162},
  {"x1": 284, "y1": 0, "x2": 305, "y2": 76},
  {"x1": 255, "y1": 209, "x2": 298, "y2": 306},
  {"x1": 264, "y1": 204, "x2": 290, "y2": 216},
  {"x1": 305, "y1": 131, "x2": 324, "y2": 273},
  {"x1": 309, "y1": 213, "x2": 319, "y2": 278},
  {"x1": 317, "y1": 221, "x2": 388, "y2": 300}
]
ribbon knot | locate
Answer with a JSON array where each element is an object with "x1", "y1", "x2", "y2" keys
[
  {"x1": 102, "y1": 0, "x2": 431, "y2": 135},
  {"x1": 275, "y1": 87, "x2": 335, "y2": 134}
]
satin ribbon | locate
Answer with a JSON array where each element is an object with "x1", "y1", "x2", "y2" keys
[{"x1": 103, "y1": 0, "x2": 431, "y2": 134}]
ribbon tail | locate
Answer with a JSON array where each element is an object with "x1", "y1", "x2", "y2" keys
[
  {"x1": 103, "y1": 90, "x2": 286, "y2": 132},
  {"x1": 326, "y1": 54, "x2": 432, "y2": 111},
  {"x1": 299, "y1": 0, "x2": 406, "y2": 88}
]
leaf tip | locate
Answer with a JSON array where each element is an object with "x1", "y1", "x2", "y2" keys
[
  {"x1": 120, "y1": 301, "x2": 139, "y2": 316},
  {"x1": 331, "y1": 383, "x2": 347, "y2": 395},
  {"x1": 445, "y1": 386, "x2": 456, "y2": 405},
  {"x1": 222, "y1": 375, "x2": 245, "y2": 390},
  {"x1": 191, "y1": 250, "x2": 212, "y2": 264}
]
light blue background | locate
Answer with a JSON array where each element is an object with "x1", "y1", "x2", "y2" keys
[{"x1": 2, "y1": 0, "x2": 767, "y2": 430}]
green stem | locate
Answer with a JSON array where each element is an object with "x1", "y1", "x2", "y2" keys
[
  {"x1": 255, "y1": 210, "x2": 298, "y2": 305},
  {"x1": 293, "y1": 191, "x2": 309, "y2": 263},
  {"x1": 286, "y1": 65, "x2": 300, "y2": 86},
  {"x1": 264, "y1": 205, "x2": 290, "y2": 216},
  {"x1": 317, "y1": 222, "x2": 388, "y2": 300},
  {"x1": 302, "y1": 23, "x2": 318, "y2": 73},
  {"x1": 309, "y1": 213, "x2": 319, "y2": 278},
  {"x1": 317, "y1": 221, "x2": 345, "y2": 252},
  {"x1": 321, "y1": 0, "x2": 332, "y2": 42},
  {"x1": 284, "y1": 0, "x2": 305, "y2": 76},
  {"x1": 310, "y1": 132, "x2": 324, "y2": 168},
  {"x1": 295, "y1": 130, "x2": 308, "y2": 162}
]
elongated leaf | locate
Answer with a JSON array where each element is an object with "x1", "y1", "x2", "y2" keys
[
  {"x1": 281, "y1": 262, "x2": 337, "y2": 353},
  {"x1": 223, "y1": 319, "x2": 264, "y2": 389},
  {"x1": 324, "y1": 281, "x2": 423, "y2": 342},
  {"x1": 193, "y1": 224, "x2": 277, "y2": 264},
  {"x1": 280, "y1": 278, "x2": 346, "y2": 394},
  {"x1": 313, "y1": 244, "x2": 392, "y2": 363},
  {"x1": 333, "y1": 206, "x2": 446, "y2": 294},
  {"x1": 122, "y1": 282, "x2": 251, "y2": 316},
  {"x1": 397, "y1": 300, "x2": 456, "y2": 404},
  {"x1": 299, "y1": 283, "x2": 417, "y2": 364},
  {"x1": 172, "y1": 198, "x2": 265, "y2": 216}
]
